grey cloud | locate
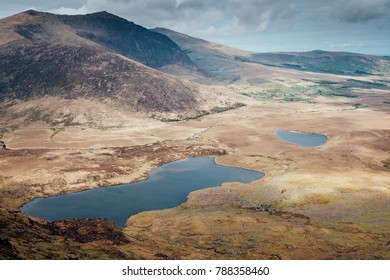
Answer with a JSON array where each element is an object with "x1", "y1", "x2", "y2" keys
[
  {"x1": 334, "y1": 0, "x2": 390, "y2": 22},
  {"x1": 5, "y1": 0, "x2": 390, "y2": 33},
  {"x1": 8, "y1": 0, "x2": 82, "y2": 10},
  {"x1": 1, "y1": 0, "x2": 389, "y2": 55},
  {"x1": 177, "y1": 0, "x2": 208, "y2": 9},
  {"x1": 4, "y1": 0, "x2": 390, "y2": 26},
  {"x1": 177, "y1": 0, "x2": 281, "y2": 28}
]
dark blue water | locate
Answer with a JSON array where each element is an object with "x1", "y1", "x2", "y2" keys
[
  {"x1": 21, "y1": 157, "x2": 264, "y2": 227},
  {"x1": 274, "y1": 130, "x2": 327, "y2": 147}
]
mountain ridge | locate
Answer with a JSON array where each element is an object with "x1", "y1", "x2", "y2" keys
[{"x1": 1, "y1": 10, "x2": 197, "y2": 69}]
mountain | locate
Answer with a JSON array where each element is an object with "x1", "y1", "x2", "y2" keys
[
  {"x1": 57, "y1": 11, "x2": 196, "y2": 69},
  {"x1": 151, "y1": 27, "x2": 251, "y2": 74},
  {"x1": 4, "y1": 10, "x2": 196, "y2": 69},
  {"x1": 0, "y1": 10, "x2": 228, "y2": 121},
  {"x1": 235, "y1": 50, "x2": 390, "y2": 75},
  {"x1": 0, "y1": 43, "x2": 198, "y2": 111},
  {"x1": 152, "y1": 28, "x2": 390, "y2": 76}
]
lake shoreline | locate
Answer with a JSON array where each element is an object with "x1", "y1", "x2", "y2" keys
[
  {"x1": 274, "y1": 130, "x2": 328, "y2": 147},
  {"x1": 20, "y1": 156, "x2": 264, "y2": 227}
]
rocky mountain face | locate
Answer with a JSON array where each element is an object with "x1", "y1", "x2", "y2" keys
[{"x1": 0, "y1": 10, "x2": 202, "y2": 114}]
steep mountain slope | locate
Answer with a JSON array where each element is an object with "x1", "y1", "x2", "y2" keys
[
  {"x1": 0, "y1": 10, "x2": 228, "y2": 121},
  {"x1": 2, "y1": 10, "x2": 196, "y2": 69},
  {"x1": 0, "y1": 43, "x2": 197, "y2": 112},
  {"x1": 235, "y1": 50, "x2": 390, "y2": 75},
  {"x1": 152, "y1": 27, "x2": 251, "y2": 73},
  {"x1": 58, "y1": 11, "x2": 196, "y2": 69}
]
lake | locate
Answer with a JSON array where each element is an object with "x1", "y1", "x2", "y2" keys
[
  {"x1": 274, "y1": 130, "x2": 327, "y2": 147},
  {"x1": 20, "y1": 157, "x2": 264, "y2": 227}
]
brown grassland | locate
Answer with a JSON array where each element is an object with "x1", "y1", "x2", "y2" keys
[{"x1": 0, "y1": 63, "x2": 389, "y2": 260}]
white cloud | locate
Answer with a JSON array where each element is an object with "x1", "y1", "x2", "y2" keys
[
  {"x1": 49, "y1": 5, "x2": 88, "y2": 15},
  {"x1": 324, "y1": 41, "x2": 363, "y2": 48}
]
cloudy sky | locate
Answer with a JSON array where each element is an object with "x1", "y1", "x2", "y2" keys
[{"x1": 1, "y1": 0, "x2": 389, "y2": 55}]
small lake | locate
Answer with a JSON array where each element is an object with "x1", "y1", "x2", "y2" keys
[
  {"x1": 274, "y1": 130, "x2": 327, "y2": 147},
  {"x1": 21, "y1": 157, "x2": 264, "y2": 227}
]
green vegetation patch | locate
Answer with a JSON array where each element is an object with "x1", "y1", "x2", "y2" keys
[
  {"x1": 345, "y1": 79, "x2": 388, "y2": 89},
  {"x1": 242, "y1": 84, "x2": 306, "y2": 102},
  {"x1": 241, "y1": 79, "x2": 375, "y2": 103},
  {"x1": 210, "y1": 102, "x2": 245, "y2": 113},
  {"x1": 161, "y1": 102, "x2": 246, "y2": 122},
  {"x1": 235, "y1": 51, "x2": 390, "y2": 76}
]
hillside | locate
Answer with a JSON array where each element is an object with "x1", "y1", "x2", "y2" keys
[
  {"x1": 0, "y1": 10, "x2": 237, "y2": 127},
  {"x1": 235, "y1": 50, "x2": 390, "y2": 75},
  {"x1": 152, "y1": 27, "x2": 251, "y2": 74},
  {"x1": 58, "y1": 11, "x2": 196, "y2": 69},
  {"x1": 0, "y1": 43, "x2": 199, "y2": 110},
  {"x1": 2, "y1": 10, "x2": 196, "y2": 69}
]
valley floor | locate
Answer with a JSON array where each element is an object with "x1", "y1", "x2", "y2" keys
[{"x1": 1, "y1": 98, "x2": 389, "y2": 259}]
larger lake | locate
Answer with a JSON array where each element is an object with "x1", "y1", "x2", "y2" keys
[
  {"x1": 21, "y1": 157, "x2": 264, "y2": 227},
  {"x1": 274, "y1": 130, "x2": 327, "y2": 147}
]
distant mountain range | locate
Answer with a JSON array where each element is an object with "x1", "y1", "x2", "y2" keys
[
  {"x1": 153, "y1": 28, "x2": 390, "y2": 76},
  {"x1": 234, "y1": 50, "x2": 390, "y2": 76}
]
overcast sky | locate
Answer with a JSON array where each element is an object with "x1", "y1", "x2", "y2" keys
[{"x1": 1, "y1": 0, "x2": 389, "y2": 55}]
